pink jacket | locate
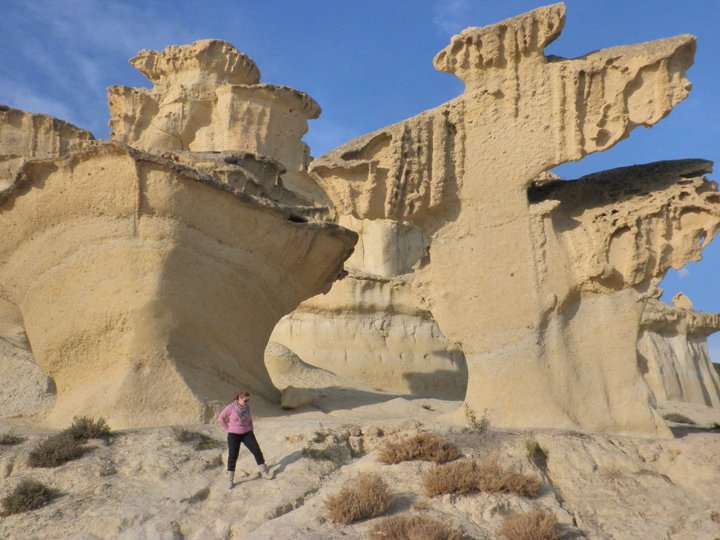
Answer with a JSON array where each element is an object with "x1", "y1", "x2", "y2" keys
[{"x1": 218, "y1": 402, "x2": 254, "y2": 434}]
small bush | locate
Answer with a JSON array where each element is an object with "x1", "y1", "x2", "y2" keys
[
  {"x1": 370, "y1": 513, "x2": 462, "y2": 540},
  {"x1": 67, "y1": 416, "x2": 111, "y2": 441},
  {"x1": 423, "y1": 459, "x2": 479, "y2": 496},
  {"x1": 423, "y1": 458, "x2": 541, "y2": 498},
  {"x1": 28, "y1": 433, "x2": 84, "y2": 468},
  {"x1": 662, "y1": 413, "x2": 696, "y2": 425},
  {"x1": 302, "y1": 446, "x2": 336, "y2": 461},
  {"x1": 0, "y1": 433, "x2": 26, "y2": 446},
  {"x1": 1, "y1": 479, "x2": 56, "y2": 516},
  {"x1": 377, "y1": 432, "x2": 461, "y2": 465},
  {"x1": 325, "y1": 472, "x2": 393, "y2": 524},
  {"x1": 463, "y1": 404, "x2": 488, "y2": 433},
  {"x1": 172, "y1": 428, "x2": 223, "y2": 450},
  {"x1": 499, "y1": 510, "x2": 560, "y2": 540}
]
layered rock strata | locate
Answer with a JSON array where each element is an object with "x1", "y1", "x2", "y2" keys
[
  {"x1": 108, "y1": 39, "x2": 328, "y2": 205},
  {"x1": 311, "y1": 3, "x2": 718, "y2": 435},
  {"x1": 639, "y1": 297, "x2": 720, "y2": 407},
  {"x1": 0, "y1": 43, "x2": 357, "y2": 428},
  {"x1": 0, "y1": 105, "x2": 94, "y2": 189},
  {"x1": 270, "y1": 271, "x2": 467, "y2": 398}
]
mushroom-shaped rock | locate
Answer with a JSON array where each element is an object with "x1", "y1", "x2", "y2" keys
[
  {"x1": 109, "y1": 40, "x2": 325, "y2": 203},
  {"x1": 0, "y1": 141, "x2": 356, "y2": 428},
  {"x1": 310, "y1": 3, "x2": 710, "y2": 436}
]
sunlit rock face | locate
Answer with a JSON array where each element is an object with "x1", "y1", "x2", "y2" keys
[
  {"x1": 0, "y1": 105, "x2": 94, "y2": 190},
  {"x1": 108, "y1": 39, "x2": 328, "y2": 205},
  {"x1": 639, "y1": 297, "x2": 720, "y2": 408},
  {"x1": 310, "y1": 3, "x2": 720, "y2": 436},
  {"x1": 0, "y1": 43, "x2": 356, "y2": 428}
]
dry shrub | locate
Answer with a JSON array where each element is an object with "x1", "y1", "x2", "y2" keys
[
  {"x1": 0, "y1": 433, "x2": 25, "y2": 446},
  {"x1": 172, "y1": 428, "x2": 223, "y2": 450},
  {"x1": 499, "y1": 510, "x2": 560, "y2": 540},
  {"x1": 423, "y1": 459, "x2": 480, "y2": 496},
  {"x1": 325, "y1": 472, "x2": 393, "y2": 524},
  {"x1": 377, "y1": 432, "x2": 461, "y2": 465},
  {"x1": 423, "y1": 458, "x2": 541, "y2": 498},
  {"x1": 67, "y1": 416, "x2": 111, "y2": 441},
  {"x1": 1, "y1": 479, "x2": 56, "y2": 516},
  {"x1": 27, "y1": 433, "x2": 84, "y2": 468},
  {"x1": 475, "y1": 458, "x2": 541, "y2": 497},
  {"x1": 370, "y1": 513, "x2": 462, "y2": 540}
]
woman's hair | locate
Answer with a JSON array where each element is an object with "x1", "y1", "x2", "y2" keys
[{"x1": 234, "y1": 391, "x2": 250, "y2": 401}]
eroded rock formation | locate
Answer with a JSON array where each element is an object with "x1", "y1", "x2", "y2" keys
[
  {"x1": 0, "y1": 43, "x2": 356, "y2": 427},
  {"x1": 310, "y1": 3, "x2": 720, "y2": 435}
]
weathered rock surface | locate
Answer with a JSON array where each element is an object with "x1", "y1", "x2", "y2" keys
[
  {"x1": 0, "y1": 141, "x2": 355, "y2": 428},
  {"x1": 0, "y1": 105, "x2": 94, "y2": 190},
  {"x1": 639, "y1": 297, "x2": 720, "y2": 407},
  {"x1": 311, "y1": 3, "x2": 718, "y2": 435},
  {"x1": 109, "y1": 39, "x2": 328, "y2": 204},
  {"x1": 0, "y1": 297, "x2": 54, "y2": 417},
  {"x1": 270, "y1": 273, "x2": 467, "y2": 398}
]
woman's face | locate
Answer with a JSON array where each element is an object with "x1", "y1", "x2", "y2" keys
[{"x1": 237, "y1": 395, "x2": 250, "y2": 404}]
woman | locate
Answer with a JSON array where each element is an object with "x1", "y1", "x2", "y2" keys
[{"x1": 218, "y1": 391, "x2": 271, "y2": 488}]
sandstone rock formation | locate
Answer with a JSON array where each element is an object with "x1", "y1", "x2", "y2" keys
[
  {"x1": 310, "y1": 3, "x2": 720, "y2": 435},
  {"x1": 0, "y1": 105, "x2": 94, "y2": 189},
  {"x1": 0, "y1": 44, "x2": 357, "y2": 428},
  {"x1": 270, "y1": 272, "x2": 467, "y2": 399},
  {"x1": 639, "y1": 297, "x2": 720, "y2": 407},
  {"x1": 108, "y1": 39, "x2": 329, "y2": 205}
]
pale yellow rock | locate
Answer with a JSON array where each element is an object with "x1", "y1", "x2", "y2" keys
[
  {"x1": 0, "y1": 297, "x2": 54, "y2": 416},
  {"x1": 672, "y1": 292, "x2": 694, "y2": 310},
  {"x1": 109, "y1": 39, "x2": 328, "y2": 204},
  {"x1": 0, "y1": 142, "x2": 356, "y2": 428},
  {"x1": 311, "y1": 3, "x2": 713, "y2": 436},
  {"x1": 0, "y1": 105, "x2": 94, "y2": 189},
  {"x1": 639, "y1": 298, "x2": 720, "y2": 407},
  {"x1": 269, "y1": 273, "x2": 467, "y2": 398}
]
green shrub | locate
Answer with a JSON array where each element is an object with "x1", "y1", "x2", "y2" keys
[
  {"x1": 66, "y1": 416, "x2": 111, "y2": 441},
  {"x1": 325, "y1": 473, "x2": 393, "y2": 524},
  {"x1": 172, "y1": 428, "x2": 223, "y2": 450},
  {"x1": 662, "y1": 413, "x2": 696, "y2": 425},
  {"x1": 0, "y1": 433, "x2": 26, "y2": 446},
  {"x1": 1, "y1": 479, "x2": 56, "y2": 516},
  {"x1": 377, "y1": 432, "x2": 461, "y2": 465},
  {"x1": 28, "y1": 433, "x2": 84, "y2": 468}
]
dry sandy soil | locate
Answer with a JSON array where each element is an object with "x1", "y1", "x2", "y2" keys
[{"x1": 1, "y1": 384, "x2": 719, "y2": 540}]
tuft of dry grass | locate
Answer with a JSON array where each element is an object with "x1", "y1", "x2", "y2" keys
[
  {"x1": 172, "y1": 428, "x2": 223, "y2": 450},
  {"x1": 423, "y1": 457, "x2": 541, "y2": 498},
  {"x1": 0, "y1": 433, "x2": 26, "y2": 446},
  {"x1": 66, "y1": 416, "x2": 111, "y2": 441},
  {"x1": 27, "y1": 433, "x2": 84, "y2": 468},
  {"x1": 377, "y1": 432, "x2": 462, "y2": 465},
  {"x1": 1, "y1": 479, "x2": 56, "y2": 516},
  {"x1": 370, "y1": 513, "x2": 463, "y2": 540},
  {"x1": 325, "y1": 472, "x2": 393, "y2": 524},
  {"x1": 499, "y1": 510, "x2": 560, "y2": 540}
]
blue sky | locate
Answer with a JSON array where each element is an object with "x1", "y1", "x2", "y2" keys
[{"x1": 1, "y1": 1, "x2": 719, "y2": 359}]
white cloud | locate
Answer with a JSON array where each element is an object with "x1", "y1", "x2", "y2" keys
[
  {"x1": 677, "y1": 267, "x2": 690, "y2": 279},
  {"x1": 433, "y1": 0, "x2": 473, "y2": 36}
]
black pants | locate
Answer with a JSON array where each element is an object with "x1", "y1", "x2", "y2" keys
[{"x1": 227, "y1": 431, "x2": 264, "y2": 471}]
